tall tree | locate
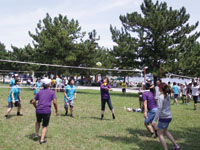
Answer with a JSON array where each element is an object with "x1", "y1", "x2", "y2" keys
[
  {"x1": 178, "y1": 41, "x2": 200, "y2": 77},
  {"x1": 110, "y1": 26, "x2": 139, "y2": 80},
  {"x1": 29, "y1": 13, "x2": 85, "y2": 75},
  {"x1": 113, "y1": 0, "x2": 200, "y2": 83}
]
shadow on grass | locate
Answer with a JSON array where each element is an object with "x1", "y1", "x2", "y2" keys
[
  {"x1": 5, "y1": 114, "x2": 18, "y2": 119},
  {"x1": 25, "y1": 133, "x2": 41, "y2": 142},
  {"x1": 80, "y1": 116, "x2": 111, "y2": 121},
  {"x1": 98, "y1": 127, "x2": 200, "y2": 150},
  {"x1": 110, "y1": 92, "x2": 139, "y2": 98}
]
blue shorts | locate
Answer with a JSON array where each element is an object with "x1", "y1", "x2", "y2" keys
[
  {"x1": 174, "y1": 94, "x2": 178, "y2": 99},
  {"x1": 157, "y1": 121, "x2": 171, "y2": 130},
  {"x1": 145, "y1": 108, "x2": 158, "y2": 124}
]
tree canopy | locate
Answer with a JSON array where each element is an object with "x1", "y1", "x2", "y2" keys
[{"x1": 111, "y1": 0, "x2": 200, "y2": 80}]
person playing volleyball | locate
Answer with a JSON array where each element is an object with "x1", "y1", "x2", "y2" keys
[
  {"x1": 32, "y1": 78, "x2": 58, "y2": 144},
  {"x1": 5, "y1": 79, "x2": 23, "y2": 118},
  {"x1": 64, "y1": 78, "x2": 77, "y2": 117},
  {"x1": 99, "y1": 77, "x2": 115, "y2": 120},
  {"x1": 152, "y1": 83, "x2": 180, "y2": 150}
]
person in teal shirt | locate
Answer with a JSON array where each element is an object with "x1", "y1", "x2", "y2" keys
[
  {"x1": 64, "y1": 78, "x2": 77, "y2": 117},
  {"x1": 172, "y1": 82, "x2": 179, "y2": 105},
  {"x1": 34, "y1": 78, "x2": 42, "y2": 95},
  {"x1": 5, "y1": 79, "x2": 23, "y2": 118},
  {"x1": 10, "y1": 77, "x2": 15, "y2": 87}
]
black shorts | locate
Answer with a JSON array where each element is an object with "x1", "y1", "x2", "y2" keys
[
  {"x1": 36, "y1": 113, "x2": 51, "y2": 127},
  {"x1": 193, "y1": 96, "x2": 198, "y2": 104},
  {"x1": 122, "y1": 88, "x2": 126, "y2": 93},
  {"x1": 8, "y1": 101, "x2": 21, "y2": 108}
]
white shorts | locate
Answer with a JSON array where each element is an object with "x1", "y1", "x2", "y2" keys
[{"x1": 64, "y1": 101, "x2": 74, "y2": 108}]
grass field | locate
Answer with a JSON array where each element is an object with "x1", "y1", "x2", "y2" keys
[{"x1": 0, "y1": 86, "x2": 200, "y2": 150}]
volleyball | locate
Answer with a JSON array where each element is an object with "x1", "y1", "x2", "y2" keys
[{"x1": 96, "y1": 62, "x2": 102, "y2": 67}]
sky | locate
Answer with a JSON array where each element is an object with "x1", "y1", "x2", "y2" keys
[{"x1": 0, "y1": 0, "x2": 200, "y2": 50}]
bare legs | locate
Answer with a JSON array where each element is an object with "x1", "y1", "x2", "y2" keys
[
  {"x1": 41, "y1": 127, "x2": 47, "y2": 142},
  {"x1": 173, "y1": 98, "x2": 178, "y2": 105},
  {"x1": 194, "y1": 103, "x2": 197, "y2": 110},
  {"x1": 35, "y1": 122, "x2": 40, "y2": 137},
  {"x1": 158, "y1": 129, "x2": 179, "y2": 150},
  {"x1": 5, "y1": 108, "x2": 12, "y2": 116},
  {"x1": 145, "y1": 123, "x2": 157, "y2": 136},
  {"x1": 35, "y1": 122, "x2": 47, "y2": 142}
]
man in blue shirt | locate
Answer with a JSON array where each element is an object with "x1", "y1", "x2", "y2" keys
[
  {"x1": 5, "y1": 79, "x2": 23, "y2": 118},
  {"x1": 64, "y1": 78, "x2": 77, "y2": 117},
  {"x1": 172, "y1": 82, "x2": 179, "y2": 105},
  {"x1": 34, "y1": 78, "x2": 42, "y2": 95}
]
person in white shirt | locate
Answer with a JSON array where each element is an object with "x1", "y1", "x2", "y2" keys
[
  {"x1": 181, "y1": 84, "x2": 187, "y2": 103},
  {"x1": 192, "y1": 82, "x2": 200, "y2": 110},
  {"x1": 155, "y1": 80, "x2": 161, "y2": 101}
]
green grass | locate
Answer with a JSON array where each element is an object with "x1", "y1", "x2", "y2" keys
[{"x1": 0, "y1": 86, "x2": 200, "y2": 150}]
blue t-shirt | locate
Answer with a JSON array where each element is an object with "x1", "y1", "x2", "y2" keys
[
  {"x1": 172, "y1": 85, "x2": 179, "y2": 94},
  {"x1": 64, "y1": 85, "x2": 76, "y2": 101},
  {"x1": 8, "y1": 85, "x2": 21, "y2": 102},
  {"x1": 10, "y1": 78, "x2": 15, "y2": 87},
  {"x1": 34, "y1": 82, "x2": 42, "y2": 95},
  {"x1": 56, "y1": 78, "x2": 62, "y2": 84}
]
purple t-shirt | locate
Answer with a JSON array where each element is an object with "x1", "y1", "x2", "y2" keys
[
  {"x1": 34, "y1": 89, "x2": 56, "y2": 114},
  {"x1": 142, "y1": 91, "x2": 157, "y2": 111},
  {"x1": 100, "y1": 82, "x2": 112, "y2": 99}
]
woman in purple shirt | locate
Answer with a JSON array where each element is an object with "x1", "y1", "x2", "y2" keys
[
  {"x1": 32, "y1": 78, "x2": 58, "y2": 144},
  {"x1": 100, "y1": 77, "x2": 115, "y2": 120}
]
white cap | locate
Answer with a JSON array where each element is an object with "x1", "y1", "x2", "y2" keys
[{"x1": 41, "y1": 78, "x2": 52, "y2": 85}]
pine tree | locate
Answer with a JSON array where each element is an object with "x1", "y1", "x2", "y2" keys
[{"x1": 112, "y1": 0, "x2": 200, "y2": 83}]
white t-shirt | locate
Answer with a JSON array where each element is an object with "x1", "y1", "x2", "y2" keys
[
  {"x1": 182, "y1": 87, "x2": 186, "y2": 95},
  {"x1": 155, "y1": 86, "x2": 160, "y2": 99},
  {"x1": 192, "y1": 86, "x2": 199, "y2": 96}
]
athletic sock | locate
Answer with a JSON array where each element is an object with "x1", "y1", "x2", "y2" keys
[
  {"x1": 154, "y1": 130, "x2": 158, "y2": 137},
  {"x1": 112, "y1": 113, "x2": 115, "y2": 120},
  {"x1": 65, "y1": 111, "x2": 68, "y2": 116}
]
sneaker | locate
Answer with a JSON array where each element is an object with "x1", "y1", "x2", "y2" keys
[
  {"x1": 40, "y1": 140, "x2": 47, "y2": 144},
  {"x1": 70, "y1": 114, "x2": 74, "y2": 118},
  {"x1": 65, "y1": 112, "x2": 68, "y2": 116},
  {"x1": 4, "y1": 115, "x2": 8, "y2": 119},
  {"x1": 17, "y1": 112, "x2": 23, "y2": 116},
  {"x1": 174, "y1": 145, "x2": 180, "y2": 150}
]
